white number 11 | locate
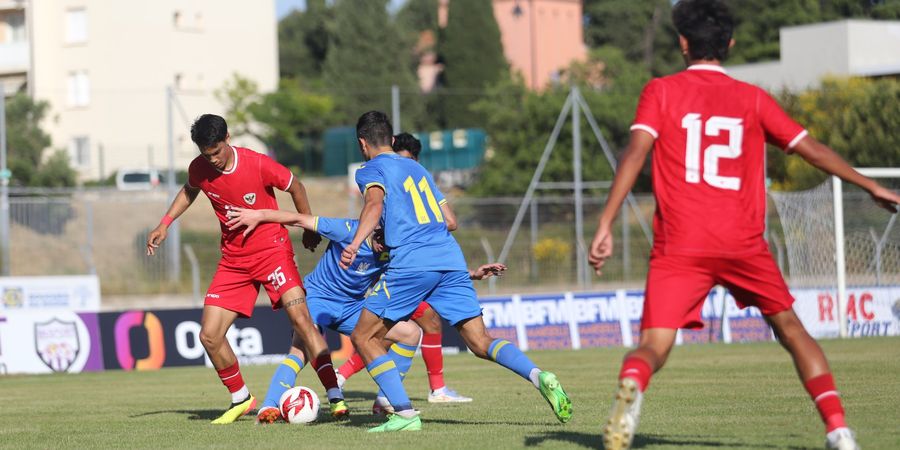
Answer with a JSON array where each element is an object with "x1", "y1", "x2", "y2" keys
[{"x1": 681, "y1": 113, "x2": 744, "y2": 191}]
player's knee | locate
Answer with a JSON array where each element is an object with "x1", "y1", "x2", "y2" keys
[
  {"x1": 199, "y1": 328, "x2": 223, "y2": 350},
  {"x1": 350, "y1": 329, "x2": 373, "y2": 351},
  {"x1": 397, "y1": 322, "x2": 422, "y2": 345}
]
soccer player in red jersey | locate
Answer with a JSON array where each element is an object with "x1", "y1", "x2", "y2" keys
[
  {"x1": 146, "y1": 114, "x2": 348, "y2": 424},
  {"x1": 588, "y1": 2, "x2": 900, "y2": 449}
]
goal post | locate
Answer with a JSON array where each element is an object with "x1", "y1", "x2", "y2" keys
[{"x1": 832, "y1": 167, "x2": 900, "y2": 337}]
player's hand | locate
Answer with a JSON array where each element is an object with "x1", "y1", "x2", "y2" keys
[
  {"x1": 340, "y1": 243, "x2": 359, "y2": 270},
  {"x1": 588, "y1": 225, "x2": 614, "y2": 276},
  {"x1": 225, "y1": 206, "x2": 263, "y2": 237},
  {"x1": 470, "y1": 263, "x2": 507, "y2": 280},
  {"x1": 146, "y1": 225, "x2": 168, "y2": 256},
  {"x1": 372, "y1": 227, "x2": 386, "y2": 253},
  {"x1": 869, "y1": 185, "x2": 900, "y2": 213},
  {"x1": 302, "y1": 229, "x2": 322, "y2": 252}
]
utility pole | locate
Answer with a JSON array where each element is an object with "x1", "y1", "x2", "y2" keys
[
  {"x1": 165, "y1": 86, "x2": 181, "y2": 282},
  {"x1": 572, "y1": 87, "x2": 586, "y2": 288},
  {"x1": 391, "y1": 85, "x2": 400, "y2": 134},
  {"x1": 0, "y1": 84, "x2": 10, "y2": 276}
]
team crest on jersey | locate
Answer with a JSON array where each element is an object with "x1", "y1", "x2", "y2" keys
[
  {"x1": 355, "y1": 262, "x2": 371, "y2": 274},
  {"x1": 243, "y1": 193, "x2": 257, "y2": 205}
]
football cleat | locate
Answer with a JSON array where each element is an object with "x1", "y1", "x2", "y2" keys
[
  {"x1": 372, "y1": 396, "x2": 394, "y2": 416},
  {"x1": 255, "y1": 406, "x2": 281, "y2": 424},
  {"x1": 329, "y1": 399, "x2": 350, "y2": 420},
  {"x1": 335, "y1": 371, "x2": 347, "y2": 390},
  {"x1": 825, "y1": 427, "x2": 860, "y2": 450},
  {"x1": 602, "y1": 377, "x2": 643, "y2": 450},
  {"x1": 538, "y1": 371, "x2": 573, "y2": 423},
  {"x1": 211, "y1": 395, "x2": 257, "y2": 425},
  {"x1": 427, "y1": 387, "x2": 473, "y2": 403},
  {"x1": 367, "y1": 412, "x2": 422, "y2": 433}
]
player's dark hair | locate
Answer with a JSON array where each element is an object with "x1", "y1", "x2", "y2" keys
[
  {"x1": 672, "y1": 0, "x2": 734, "y2": 61},
  {"x1": 356, "y1": 111, "x2": 393, "y2": 148},
  {"x1": 392, "y1": 132, "x2": 422, "y2": 159},
  {"x1": 190, "y1": 114, "x2": 228, "y2": 149}
]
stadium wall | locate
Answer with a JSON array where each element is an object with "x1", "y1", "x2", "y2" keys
[{"x1": 1, "y1": 284, "x2": 897, "y2": 375}]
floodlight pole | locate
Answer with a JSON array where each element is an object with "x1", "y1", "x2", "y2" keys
[
  {"x1": 572, "y1": 87, "x2": 587, "y2": 287},
  {"x1": 391, "y1": 85, "x2": 400, "y2": 134},
  {"x1": 0, "y1": 84, "x2": 9, "y2": 276},
  {"x1": 166, "y1": 86, "x2": 181, "y2": 283}
]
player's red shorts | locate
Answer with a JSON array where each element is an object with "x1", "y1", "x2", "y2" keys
[
  {"x1": 204, "y1": 246, "x2": 303, "y2": 318},
  {"x1": 641, "y1": 250, "x2": 794, "y2": 330},
  {"x1": 410, "y1": 301, "x2": 431, "y2": 321}
]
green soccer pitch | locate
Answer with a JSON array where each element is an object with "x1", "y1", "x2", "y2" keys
[{"x1": 2, "y1": 337, "x2": 898, "y2": 449}]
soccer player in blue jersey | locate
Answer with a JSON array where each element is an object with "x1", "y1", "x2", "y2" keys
[{"x1": 342, "y1": 111, "x2": 573, "y2": 432}]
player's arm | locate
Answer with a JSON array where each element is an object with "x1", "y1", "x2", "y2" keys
[
  {"x1": 340, "y1": 186, "x2": 384, "y2": 270},
  {"x1": 440, "y1": 201, "x2": 458, "y2": 231},
  {"x1": 225, "y1": 207, "x2": 314, "y2": 236},
  {"x1": 588, "y1": 130, "x2": 655, "y2": 275},
  {"x1": 146, "y1": 184, "x2": 201, "y2": 256},
  {"x1": 284, "y1": 177, "x2": 322, "y2": 251},
  {"x1": 469, "y1": 263, "x2": 506, "y2": 280},
  {"x1": 791, "y1": 136, "x2": 899, "y2": 212}
]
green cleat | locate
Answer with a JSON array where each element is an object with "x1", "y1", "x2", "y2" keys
[
  {"x1": 211, "y1": 395, "x2": 257, "y2": 425},
  {"x1": 330, "y1": 399, "x2": 350, "y2": 420},
  {"x1": 538, "y1": 371, "x2": 573, "y2": 423},
  {"x1": 367, "y1": 413, "x2": 422, "y2": 433}
]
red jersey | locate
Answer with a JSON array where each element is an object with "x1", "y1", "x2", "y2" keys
[
  {"x1": 632, "y1": 64, "x2": 807, "y2": 257},
  {"x1": 188, "y1": 146, "x2": 294, "y2": 258}
]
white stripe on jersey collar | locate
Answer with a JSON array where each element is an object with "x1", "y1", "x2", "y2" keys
[
  {"x1": 687, "y1": 64, "x2": 727, "y2": 74},
  {"x1": 217, "y1": 145, "x2": 239, "y2": 174}
]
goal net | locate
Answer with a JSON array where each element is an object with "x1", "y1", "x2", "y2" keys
[{"x1": 769, "y1": 169, "x2": 900, "y2": 338}]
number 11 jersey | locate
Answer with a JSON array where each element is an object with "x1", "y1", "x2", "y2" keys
[
  {"x1": 632, "y1": 64, "x2": 807, "y2": 258},
  {"x1": 355, "y1": 152, "x2": 467, "y2": 272}
]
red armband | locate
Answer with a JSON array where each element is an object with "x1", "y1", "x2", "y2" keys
[{"x1": 160, "y1": 214, "x2": 174, "y2": 227}]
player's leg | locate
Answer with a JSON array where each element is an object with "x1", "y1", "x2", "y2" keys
[
  {"x1": 257, "y1": 334, "x2": 306, "y2": 424},
  {"x1": 722, "y1": 253, "x2": 856, "y2": 449},
  {"x1": 604, "y1": 254, "x2": 713, "y2": 450},
  {"x1": 413, "y1": 302, "x2": 471, "y2": 403},
  {"x1": 367, "y1": 320, "x2": 422, "y2": 415},
  {"x1": 199, "y1": 304, "x2": 257, "y2": 424}
]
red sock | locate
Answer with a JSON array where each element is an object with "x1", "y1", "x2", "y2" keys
[
  {"x1": 338, "y1": 352, "x2": 365, "y2": 380},
  {"x1": 311, "y1": 354, "x2": 340, "y2": 392},
  {"x1": 804, "y1": 373, "x2": 847, "y2": 432},
  {"x1": 421, "y1": 333, "x2": 445, "y2": 391},
  {"x1": 619, "y1": 356, "x2": 653, "y2": 392},
  {"x1": 216, "y1": 361, "x2": 245, "y2": 394}
]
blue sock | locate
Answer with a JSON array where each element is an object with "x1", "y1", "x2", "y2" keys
[
  {"x1": 488, "y1": 339, "x2": 537, "y2": 381},
  {"x1": 367, "y1": 354, "x2": 412, "y2": 411},
  {"x1": 262, "y1": 355, "x2": 303, "y2": 409},
  {"x1": 377, "y1": 342, "x2": 417, "y2": 399}
]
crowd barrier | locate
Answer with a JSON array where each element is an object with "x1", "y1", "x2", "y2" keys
[{"x1": 2, "y1": 281, "x2": 897, "y2": 375}]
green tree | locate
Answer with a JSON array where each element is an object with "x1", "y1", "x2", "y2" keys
[
  {"x1": 278, "y1": 0, "x2": 333, "y2": 81},
  {"x1": 438, "y1": 0, "x2": 508, "y2": 128},
  {"x1": 322, "y1": 0, "x2": 420, "y2": 125},
  {"x1": 470, "y1": 47, "x2": 649, "y2": 196},
  {"x1": 769, "y1": 77, "x2": 900, "y2": 191},
  {"x1": 5, "y1": 93, "x2": 75, "y2": 187},
  {"x1": 584, "y1": 0, "x2": 682, "y2": 76}
]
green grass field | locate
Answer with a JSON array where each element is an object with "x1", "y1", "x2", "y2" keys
[{"x1": 2, "y1": 337, "x2": 899, "y2": 449}]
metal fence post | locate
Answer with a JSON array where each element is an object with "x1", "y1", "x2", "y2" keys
[{"x1": 0, "y1": 84, "x2": 9, "y2": 276}]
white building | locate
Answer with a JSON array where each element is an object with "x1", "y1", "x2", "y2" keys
[
  {"x1": 1, "y1": 0, "x2": 278, "y2": 181},
  {"x1": 727, "y1": 20, "x2": 900, "y2": 91}
]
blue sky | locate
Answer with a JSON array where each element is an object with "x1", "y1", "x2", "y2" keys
[{"x1": 276, "y1": 0, "x2": 407, "y2": 18}]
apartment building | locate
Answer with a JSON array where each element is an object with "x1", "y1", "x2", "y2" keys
[{"x1": 1, "y1": 0, "x2": 278, "y2": 181}]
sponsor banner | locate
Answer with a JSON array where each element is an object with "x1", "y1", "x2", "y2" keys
[
  {"x1": 0, "y1": 309, "x2": 104, "y2": 374},
  {"x1": 792, "y1": 286, "x2": 900, "y2": 339},
  {"x1": 481, "y1": 296, "x2": 522, "y2": 348},
  {"x1": 0, "y1": 276, "x2": 101, "y2": 312},
  {"x1": 99, "y1": 306, "x2": 295, "y2": 371}
]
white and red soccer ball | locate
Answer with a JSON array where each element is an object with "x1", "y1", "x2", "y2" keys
[{"x1": 279, "y1": 386, "x2": 320, "y2": 424}]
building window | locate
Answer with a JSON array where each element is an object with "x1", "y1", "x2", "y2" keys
[
  {"x1": 65, "y1": 8, "x2": 88, "y2": 44},
  {"x1": 69, "y1": 136, "x2": 90, "y2": 167},
  {"x1": 430, "y1": 131, "x2": 444, "y2": 150},
  {"x1": 67, "y1": 71, "x2": 90, "y2": 107},
  {"x1": 452, "y1": 130, "x2": 468, "y2": 148},
  {"x1": 5, "y1": 11, "x2": 26, "y2": 43}
]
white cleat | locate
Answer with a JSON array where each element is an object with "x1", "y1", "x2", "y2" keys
[
  {"x1": 372, "y1": 396, "x2": 395, "y2": 416},
  {"x1": 603, "y1": 377, "x2": 643, "y2": 450},
  {"x1": 427, "y1": 387, "x2": 473, "y2": 403},
  {"x1": 825, "y1": 427, "x2": 860, "y2": 450},
  {"x1": 335, "y1": 371, "x2": 347, "y2": 390}
]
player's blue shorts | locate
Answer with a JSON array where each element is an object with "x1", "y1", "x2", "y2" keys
[
  {"x1": 364, "y1": 270, "x2": 482, "y2": 326},
  {"x1": 305, "y1": 288, "x2": 365, "y2": 336}
]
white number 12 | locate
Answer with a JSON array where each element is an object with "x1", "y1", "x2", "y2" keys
[{"x1": 681, "y1": 113, "x2": 744, "y2": 191}]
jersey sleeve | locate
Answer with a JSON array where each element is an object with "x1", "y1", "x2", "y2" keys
[
  {"x1": 757, "y1": 90, "x2": 807, "y2": 152},
  {"x1": 355, "y1": 164, "x2": 385, "y2": 196},
  {"x1": 314, "y1": 217, "x2": 356, "y2": 244},
  {"x1": 630, "y1": 79, "x2": 663, "y2": 139},
  {"x1": 423, "y1": 170, "x2": 446, "y2": 205},
  {"x1": 186, "y1": 159, "x2": 201, "y2": 189},
  {"x1": 259, "y1": 154, "x2": 294, "y2": 191}
]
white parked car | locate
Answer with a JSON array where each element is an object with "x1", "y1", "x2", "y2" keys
[{"x1": 115, "y1": 168, "x2": 165, "y2": 191}]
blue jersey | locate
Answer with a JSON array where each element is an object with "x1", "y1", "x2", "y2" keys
[
  {"x1": 355, "y1": 152, "x2": 468, "y2": 272},
  {"x1": 303, "y1": 217, "x2": 389, "y2": 300}
]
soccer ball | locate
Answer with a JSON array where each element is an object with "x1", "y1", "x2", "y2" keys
[{"x1": 279, "y1": 386, "x2": 319, "y2": 424}]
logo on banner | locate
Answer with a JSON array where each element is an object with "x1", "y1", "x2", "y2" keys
[
  {"x1": 243, "y1": 193, "x2": 257, "y2": 205},
  {"x1": 3, "y1": 288, "x2": 23, "y2": 309},
  {"x1": 34, "y1": 318, "x2": 81, "y2": 372}
]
